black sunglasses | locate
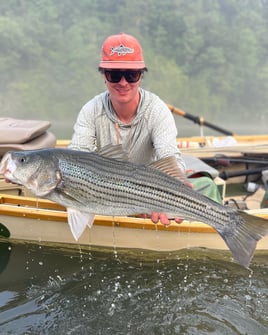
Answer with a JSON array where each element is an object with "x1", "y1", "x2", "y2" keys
[{"x1": 104, "y1": 70, "x2": 143, "y2": 83}]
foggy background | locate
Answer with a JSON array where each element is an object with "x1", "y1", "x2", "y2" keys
[{"x1": 0, "y1": 0, "x2": 267, "y2": 139}]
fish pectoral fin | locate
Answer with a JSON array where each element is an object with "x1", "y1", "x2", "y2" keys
[
  {"x1": 67, "y1": 208, "x2": 95, "y2": 241},
  {"x1": 149, "y1": 156, "x2": 190, "y2": 185},
  {"x1": 98, "y1": 144, "x2": 128, "y2": 161}
]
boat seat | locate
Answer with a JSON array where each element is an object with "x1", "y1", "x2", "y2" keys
[
  {"x1": 0, "y1": 118, "x2": 57, "y2": 195},
  {"x1": 0, "y1": 117, "x2": 56, "y2": 157}
]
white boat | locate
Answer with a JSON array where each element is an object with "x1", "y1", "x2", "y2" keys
[
  {"x1": 0, "y1": 116, "x2": 268, "y2": 256},
  {"x1": 0, "y1": 188, "x2": 267, "y2": 252}
]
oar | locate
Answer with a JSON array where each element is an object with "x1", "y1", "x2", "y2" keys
[{"x1": 167, "y1": 104, "x2": 234, "y2": 136}]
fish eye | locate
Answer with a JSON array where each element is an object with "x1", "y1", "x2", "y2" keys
[{"x1": 19, "y1": 157, "x2": 26, "y2": 163}]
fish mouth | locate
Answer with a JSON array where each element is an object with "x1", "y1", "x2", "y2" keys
[
  {"x1": 0, "y1": 153, "x2": 11, "y2": 174},
  {"x1": 0, "y1": 153, "x2": 18, "y2": 182}
]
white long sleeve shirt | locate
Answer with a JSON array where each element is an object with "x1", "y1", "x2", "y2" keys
[{"x1": 69, "y1": 88, "x2": 186, "y2": 172}]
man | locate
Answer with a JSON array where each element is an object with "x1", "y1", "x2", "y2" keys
[{"x1": 69, "y1": 32, "x2": 221, "y2": 225}]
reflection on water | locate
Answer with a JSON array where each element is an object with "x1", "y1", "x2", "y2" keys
[{"x1": 0, "y1": 241, "x2": 267, "y2": 335}]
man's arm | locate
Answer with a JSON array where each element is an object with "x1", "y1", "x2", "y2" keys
[{"x1": 69, "y1": 102, "x2": 97, "y2": 152}]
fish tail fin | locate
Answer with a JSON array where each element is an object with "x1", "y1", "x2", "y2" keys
[{"x1": 219, "y1": 211, "x2": 268, "y2": 268}]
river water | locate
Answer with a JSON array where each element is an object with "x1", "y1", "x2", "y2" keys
[{"x1": 0, "y1": 241, "x2": 267, "y2": 335}]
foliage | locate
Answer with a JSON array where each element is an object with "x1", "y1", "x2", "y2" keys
[{"x1": 0, "y1": 0, "x2": 268, "y2": 137}]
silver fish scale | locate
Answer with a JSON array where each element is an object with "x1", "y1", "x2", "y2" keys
[{"x1": 56, "y1": 150, "x2": 236, "y2": 229}]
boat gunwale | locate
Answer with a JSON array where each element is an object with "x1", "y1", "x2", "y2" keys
[
  {"x1": 0, "y1": 193, "x2": 216, "y2": 233},
  {"x1": 1, "y1": 193, "x2": 268, "y2": 234}
]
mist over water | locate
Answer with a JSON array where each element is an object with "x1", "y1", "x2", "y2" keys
[
  {"x1": 1, "y1": 242, "x2": 267, "y2": 335},
  {"x1": 50, "y1": 111, "x2": 267, "y2": 140}
]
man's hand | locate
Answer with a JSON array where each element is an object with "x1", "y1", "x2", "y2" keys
[
  {"x1": 150, "y1": 212, "x2": 184, "y2": 226},
  {"x1": 135, "y1": 213, "x2": 184, "y2": 225},
  {"x1": 150, "y1": 179, "x2": 194, "y2": 226}
]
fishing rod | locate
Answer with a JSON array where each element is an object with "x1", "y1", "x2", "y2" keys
[
  {"x1": 167, "y1": 104, "x2": 234, "y2": 136},
  {"x1": 219, "y1": 166, "x2": 268, "y2": 180},
  {"x1": 203, "y1": 155, "x2": 268, "y2": 167}
]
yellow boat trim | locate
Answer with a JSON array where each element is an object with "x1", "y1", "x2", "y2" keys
[{"x1": 1, "y1": 194, "x2": 268, "y2": 235}]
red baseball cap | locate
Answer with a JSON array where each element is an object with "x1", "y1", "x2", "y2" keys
[{"x1": 99, "y1": 33, "x2": 147, "y2": 70}]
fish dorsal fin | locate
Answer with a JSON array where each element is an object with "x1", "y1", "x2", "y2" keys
[
  {"x1": 149, "y1": 156, "x2": 189, "y2": 185},
  {"x1": 98, "y1": 144, "x2": 128, "y2": 161}
]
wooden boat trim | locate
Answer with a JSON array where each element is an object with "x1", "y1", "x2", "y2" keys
[
  {"x1": 0, "y1": 201, "x2": 215, "y2": 233},
  {"x1": 176, "y1": 135, "x2": 268, "y2": 157},
  {"x1": 1, "y1": 193, "x2": 268, "y2": 234},
  {"x1": 56, "y1": 135, "x2": 268, "y2": 149},
  {"x1": 0, "y1": 196, "x2": 215, "y2": 233},
  {"x1": 0, "y1": 193, "x2": 268, "y2": 252},
  {"x1": 178, "y1": 134, "x2": 268, "y2": 143}
]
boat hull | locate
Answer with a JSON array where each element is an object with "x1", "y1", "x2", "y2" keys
[{"x1": 1, "y1": 194, "x2": 268, "y2": 251}]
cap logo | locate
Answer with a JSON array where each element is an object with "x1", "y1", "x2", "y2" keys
[{"x1": 110, "y1": 44, "x2": 134, "y2": 56}]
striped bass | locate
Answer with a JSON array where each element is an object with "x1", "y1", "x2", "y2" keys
[{"x1": 1, "y1": 146, "x2": 268, "y2": 268}]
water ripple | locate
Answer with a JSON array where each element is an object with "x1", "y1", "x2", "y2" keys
[{"x1": 0, "y1": 243, "x2": 267, "y2": 334}]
